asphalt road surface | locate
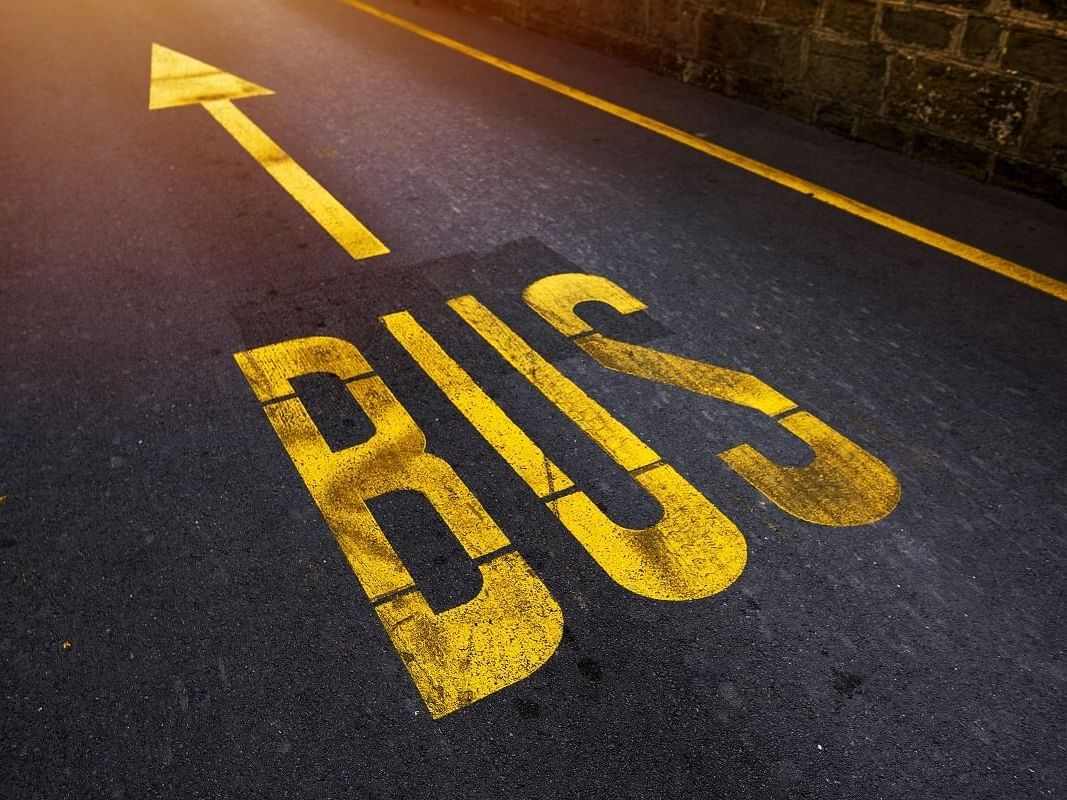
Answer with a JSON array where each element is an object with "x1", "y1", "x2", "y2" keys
[{"x1": 2, "y1": 0, "x2": 1066, "y2": 798}]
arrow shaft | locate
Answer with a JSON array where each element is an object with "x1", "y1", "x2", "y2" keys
[{"x1": 201, "y1": 99, "x2": 388, "y2": 260}]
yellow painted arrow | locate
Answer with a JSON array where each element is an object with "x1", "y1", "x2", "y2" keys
[{"x1": 149, "y1": 44, "x2": 388, "y2": 261}]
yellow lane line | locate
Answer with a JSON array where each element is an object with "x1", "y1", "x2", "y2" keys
[
  {"x1": 202, "y1": 100, "x2": 389, "y2": 260},
  {"x1": 149, "y1": 44, "x2": 389, "y2": 261},
  {"x1": 338, "y1": 0, "x2": 1067, "y2": 303}
]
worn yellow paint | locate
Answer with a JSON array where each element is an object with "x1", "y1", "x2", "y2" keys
[
  {"x1": 432, "y1": 299, "x2": 747, "y2": 600},
  {"x1": 148, "y1": 44, "x2": 273, "y2": 109},
  {"x1": 448, "y1": 296, "x2": 658, "y2": 472},
  {"x1": 236, "y1": 333, "x2": 374, "y2": 402},
  {"x1": 525, "y1": 273, "x2": 797, "y2": 417},
  {"x1": 149, "y1": 44, "x2": 388, "y2": 261},
  {"x1": 546, "y1": 462, "x2": 747, "y2": 600},
  {"x1": 376, "y1": 551, "x2": 561, "y2": 718},
  {"x1": 720, "y1": 411, "x2": 901, "y2": 526},
  {"x1": 381, "y1": 311, "x2": 573, "y2": 498},
  {"x1": 234, "y1": 336, "x2": 562, "y2": 718},
  {"x1": 582, "y1": 334, "x2": 797, "y2": 416},
  {"x1": 338, "y1": 1, "x2": 1067, "y2": 304},
  {"x1": 523, "y1": 272, "x2": 901, "y2": 526}
]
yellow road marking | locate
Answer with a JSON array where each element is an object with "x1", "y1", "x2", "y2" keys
[
  {"x1": 338, "y1": 1, "x2": 1067, "y2": 303},
  {"x1": 448, "y1": 295, "x2": 659, "y2": 472},
  {"x1": 234, "y1": 336, "x2": 562, "y2": 718},
  {"x1": 148, "y1": 44, "x2": 273, "y2": 109},
  {"x1": 148, "y1": 44, "x2": 388, "y2": 261},
  {"x1": 441, "y1": 297, "x2": 748, "y2": 600},
  {"x1": 524, "y1": 273, "x2": 900, "y2": 526},
  {"x1": 381, "y1": 311, "x2": 574, "y2": 498}
]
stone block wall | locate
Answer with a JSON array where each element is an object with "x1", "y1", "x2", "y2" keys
[{"x1": 440, "y1": 0, "x2": 1067, "y2": 204}]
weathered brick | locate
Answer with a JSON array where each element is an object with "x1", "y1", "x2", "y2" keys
[
  {"x1": 881, "y1": 7, "x2": 959, "y2": 50},
  {"x1": 525, "y1": 0, "x2": 581, "y2": 36},
  {"x1": 855, "y1": 117, "x2": 912, "y2": 152},
  {"x1": 457, "y1": 0, "x2": 521, "y2": 17},
  {"x1": 917, "y1": 0, "x2": 985, "y2": 10},
  {"x1": 761, "y1": 0, "x2": 820, "y2": 26},
  {"x1": 697, "y1": 13, "x2": 805, "y2": 80},
  {"x1": 805, "y1": 38, "x2": 888, "y2": 111},
  {"x1": 1003, "y1": 30, "x2": 1067, "y2": 83},
  {"x1": 694, "y1": 0, "x2": 762, "y2": 15},
  {"x1": 444, "y1": 0, "x2": 1067, "y2": 205},
  {"x1": 567, "y1": 25, "x2": 662, "y2": 65},
  {"x1": 1022, "y1": 89, "x2": 1067, "y2": 168},
  {"x1": 647, "y1": 0, "x2": 702, "y2": 58},
  {"x1": 821, "y1": 0, "x2": 876, "y2": 40},
  {"x1": 886, "y1": 56, "x2": 1031, "y2": 146},
  {"x1": 814, "y1": 101, "x2": 858, "y2": 136},
  {"x1": 646, "y1": 0, "x2": 678, "y2": 18},
  {"x1": 528, "y1": 0, "x2": 577, "y2": 13},
  {"x1": 962, "y1": 16, "x2": 1001, "y2": 62},
  {"x1": 734, "y1": 76, "x2": 817, "y2": 118},
  {"x1": 581, "y1": 0, "x2": 648, "y2": 37},
  {"x1": 524, "y1": 0, "x2": 576, "y2": 16},
  {"x1": 1008, "y1": 0, "x2": 1067, "y2": 21},
  {"x1": 499, "y1": 2, "x2": 528, "y2": 24},
  {"x1": 991, "y1": 157, "x2": 1067, "y2": 206},
  {"x1": 912, "y1": 132, "x2": 991, "y2": 178},
  {"x1": 674, "y1": 57, "x2": 719, "y2": 88}
]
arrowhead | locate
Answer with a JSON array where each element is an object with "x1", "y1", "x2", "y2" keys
[{"x1": 149, "y1": 44, "x2": 273, "y2": 110}]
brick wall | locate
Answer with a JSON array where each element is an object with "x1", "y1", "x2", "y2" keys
[{"x1": 441, "y1": 0, "x2": 1067, "y2": 204}]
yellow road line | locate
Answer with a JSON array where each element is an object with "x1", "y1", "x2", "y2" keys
[
  {"x1": 149, "y1": 44, "x2": 388, "y2": 261},
  {"x1": 338, "y1": 0, "x2": 1067, "y2": 303},
  {"x1": 202, "y1": 99, "x2": 389, "y2": 260}
]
